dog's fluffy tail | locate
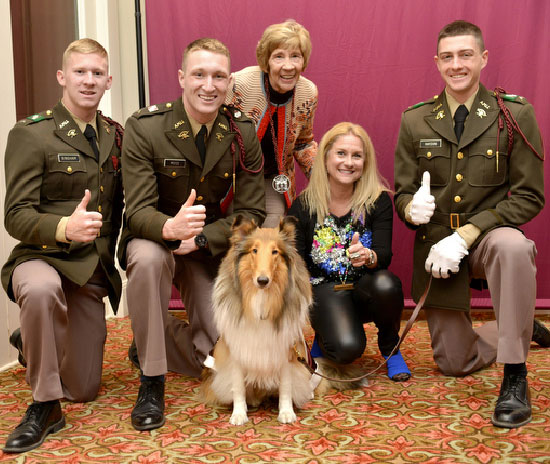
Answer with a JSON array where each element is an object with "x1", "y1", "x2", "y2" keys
[{"x1": 314, "y1": 358, "x2": 368, "y2": 395}]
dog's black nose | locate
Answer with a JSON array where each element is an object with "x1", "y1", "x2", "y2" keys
[{"x1": 257, "y1": 276, "x2": 270, "y2": 287}]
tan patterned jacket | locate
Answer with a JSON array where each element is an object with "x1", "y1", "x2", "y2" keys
[{"x1": 226, "y1": 66, "x2": 318, "y2": 208}]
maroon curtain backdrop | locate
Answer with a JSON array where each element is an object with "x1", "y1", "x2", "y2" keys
[{"x1": 144, "y1": 0, "x2": 550, "y2": 306}]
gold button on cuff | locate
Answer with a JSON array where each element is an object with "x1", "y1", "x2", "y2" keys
[
  {"x1": 487, "y1": 149, "x2": 493, "y2": 156},
  {"x1": 67, "y1": 166, "x2": 72, "y2": 173},
  {"x1": 422, "y1": 235, "x2": 426, "y2": 240},
  {"x1": 224, "y1": 173, "x2": 229, "y2": 178},
  {"x1": 456, "y1": 174, "x2": 463, "y2": 182},
  {"x1": 100, "y1": 167, "x2": 103, "y2": 173},
  {"x1": 426, "y1": 151, "x2": 432, "y2": 158},
  {"x1": 98, "y1": 205, "x2": 102, "y2": 213},
  {"x1": 197, "y1": 196, "x2": 203, "y2": 201},
  {"x1": 457, "y1": 152, "x2": 464, "y2": 160},
  {"x1": 171, "y1": 171, "x2": 177, "y2": 177},
  {"x1": 454, "y1": 196, "x2": 462, "y2": 203},
  {"x1": 42, "y1": 245, "x2": 47, "y2": 249},
  {"x1": 200, "y1": 177, "x2": 205, "y2": 183}
]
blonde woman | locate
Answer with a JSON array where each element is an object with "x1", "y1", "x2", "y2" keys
[
  {"x1": 226, "y1": 19, "x2": 317, "y2": 227},
  {"x1": 289, "y1": 122, "x2": 410, "y2": 382}
]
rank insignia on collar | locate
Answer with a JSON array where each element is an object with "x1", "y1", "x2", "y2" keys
[
  {"x1": 218, "y1": 122, "x2": 228, "y2": 131},
  {"x1": 67, "y1": 129, "x2": 77, "y2": 137},
  {"x1": 233, "y1": 110, "x2": 241, "y2": 118},
  {"x1": 59, "y1": 120, "x2": 69, "y2": 129},
  {"x1": 479, "y1": 101, "x2": 490, "y2": 109},
  {"x1": 432, "y1": 102, "x2": 442, "y2": 112},
  {"x1": 476, "y1": 108, "x2": 487, "y2": 118},
  {"x1": 435, "y1": 110, "x2": 445, "y2": 120},
  {"x1": 174, "y1": 120, "x2": 185, "y2": 129},
  {"x1": 216, "y1": 132, "x2": 224, "y2": 141},
  {"x1": 178, "y1": 130, "x2": 190, "y2": 139}
]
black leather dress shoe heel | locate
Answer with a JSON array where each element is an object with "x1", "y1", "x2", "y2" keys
[
  {"x1": 9, "y1": 328, "x2": 27, "y2": 367},
  {"x1": 491, "y1": 375, "x2": 532, "y2": 428},
  {"x1": 131, "y1": 379, "x2": 165, "y2": 431},
  {"x1": 3, "y1": 400, "x2": 65, "y2": 453},
  {"x1": 128, "y1": 339, "x2": 141, "y2": 370},
  {"x1": 532, "y1": 319, "x2": 550, "y2": 348}
]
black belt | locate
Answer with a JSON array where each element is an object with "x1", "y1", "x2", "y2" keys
[{"x1": 430, "y1": 211, "x2": 477, "y2": 229}]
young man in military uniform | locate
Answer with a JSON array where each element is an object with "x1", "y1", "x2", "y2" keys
[
  {"x1": 394, "y1": 20, "x2": 548, "y2": 428},
  {"x1": 3, "y1": 38, "x2": 124, "y2": 453},
  {"x1": 120, "y1": 38, "x2": 265, "y2": 431}
]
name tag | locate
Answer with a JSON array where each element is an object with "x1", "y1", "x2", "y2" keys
[
  {"x1": 420, "y1": 139, "x2": 442, "y2": 148},
  {"x1": 57, "y1": 153, "x2": 80, "y2": 162},
  {"x1": 164, "y1": 159, "x2": 186, "y2": 168}
]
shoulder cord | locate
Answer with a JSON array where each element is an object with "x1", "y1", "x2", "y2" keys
[
  {"x1": 98, "y1": 111, "x2": 124, "y2": 150},
  {"x1": 493, "y1": 87, "x2": 544, "y2": 161}
]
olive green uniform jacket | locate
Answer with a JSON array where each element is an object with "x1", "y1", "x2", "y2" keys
[
  {"x1": 394, "y1": 84, "x2": 544, "y2": 311},
  {"x1": 2, "y1": 102, "x2": 124, "y2": 311},
  {"x1": 118, "y1": 99, "x2": 265, "y2": 265}
]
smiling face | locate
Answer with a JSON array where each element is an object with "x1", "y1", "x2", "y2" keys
[
  {"x1": 178, "y1": 49, "x2": 231, "y2": 123},
  {"x1": 435, "y1": 35, "x2": 488, "y2": 103},
  {"x1": 326, "y1": 134, "x2": 365, "y2": 190},
  {"x1": 267, "y1": 47, "x2": 304, "y2": 93},
  {"x1": 56, "y1": 51, "x2": 112, "y2": 121}
]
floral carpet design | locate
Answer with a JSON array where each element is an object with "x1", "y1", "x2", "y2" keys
[{"x1": 0, "y1": 314, "x2": 549, "y2": 463}]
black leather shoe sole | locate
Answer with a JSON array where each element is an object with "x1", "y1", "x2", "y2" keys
[
  {"x1": 128, "y1": 339, "x2": 141, "y2": 370},
  {"x1": 131, "y1": 414, "x2": 166, "y2": 431},
  {"x1": 3, "y1": 415, "x2": 66, "y2": 453},
  {"x1": 491, "y1": 411, "x2": 532, "y2": 429}
]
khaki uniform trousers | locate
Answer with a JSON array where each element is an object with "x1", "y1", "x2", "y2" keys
[
  {"x1": 425, "y1": 227, "x2": 536, "y2": 376},
  {"x1": 12, "y1": 260, "x2": 108, "y2": 402},
  {"x1": 126, "y1": 238, "x2": 221, "y2": 378}
]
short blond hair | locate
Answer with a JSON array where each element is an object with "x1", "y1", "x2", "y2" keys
[
  {"x1": 303, "y1": 122, "x2": 390, "y2": 221},
  {"x1": 62, "y1": 38, "x2": 108, "y2": 69},
  {"x1": 256, "y1": 19, "x2": 312, "y2": 72},
  {"x1": 181, "y1": 38, "x2": 231, "y2": 71}
]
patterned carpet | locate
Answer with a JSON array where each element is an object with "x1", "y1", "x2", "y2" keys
[{"x1": 1, "y1": 313, "x2": 550, "y2": 463}]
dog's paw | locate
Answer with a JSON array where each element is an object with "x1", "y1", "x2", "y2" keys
[
  {"x1": 277, "y1": 408, "x2": 297, "y2": 424},
  {"x1": 230, "y1": 410, "x2": 249, "y2": 426}
]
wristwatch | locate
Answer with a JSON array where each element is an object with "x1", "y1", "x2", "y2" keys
[{"x1": 194, "y1": 233, "x2": 208, "y2": 250}]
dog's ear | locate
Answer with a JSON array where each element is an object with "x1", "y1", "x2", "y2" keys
[
  {"x1": 279, "y1": 215, "x2": 297, "y2": 243},
  {"x1": 230, "y1": 215, "x2": 258, "y2": 244}
]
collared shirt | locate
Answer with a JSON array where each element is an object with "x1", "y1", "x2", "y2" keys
[
  {"x1": 445, "y1": 90, "x2": 477, "y2": 124},
  {"x1": 187, "y1": 114, "x2": 215, "y2": 140}
]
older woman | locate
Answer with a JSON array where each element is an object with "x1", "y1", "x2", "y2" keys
[
  {"x1": 288, "y1": 122, "x2": 410, "y2": 382},
  {"x1": 226, "y1": 19, "x2": 318, "y2": 227}
]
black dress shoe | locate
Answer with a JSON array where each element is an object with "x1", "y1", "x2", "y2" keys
[
  {"x1": 131, "y1": 379, "x2": 165, "y2": 431},
  {"x1": 491, "y1": 375, "x2": 532, "y2": 428},
  {"x1": 9, "y1": 328, "x2": 27, "y2": 367},
  {"x1": 128, "y1": 339, "x2": 141, "y2": 370},
  {"x1": 532, "y1": 319, "x2": 550, "y2": 348},
  {"x1": 3, "y1": 400, "x2": 65, "y2": 453}
]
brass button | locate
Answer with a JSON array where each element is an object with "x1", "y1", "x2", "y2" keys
[
  {"x1": 426, "y1": 152, "x2": 432, "y2": 158},
  {"x1": 456, "y1": 174, "x2": 463, "y2": 182},
  {"x1": 98, "y1": 205, "x2": 102, "y2": 213},
  {"x1": 100, "y1": 167, "x2": 103, "y2": 173},
  {"x1": 100, "y1": 185, "x2": 104, "y2": 192},
  {"x1": 422, "y1": 235, "x2": 426, "y2": 240},
  {"x1": 42, "y1": 245, "x2": 47, "y2": 249},
  {"x1": 454, "y1": 195, "x2": 462, "y2": 203},
  {"x1": 487, "y1": 149, "x2": 493, "y2": 156},
  {"x1": 46, "y1": 110, "x2": 52, "y2": 115},
  {"x1": 166, "y1": 102, "x2": 172, "y2": 108},
  {"x1": 200, "y1": 177, "x2": 205, "y2": 183},
  {"x1": 457, "y1": 151, "x2": 464, "y2": 160},
  {"x1": 224, "y1": 173, "x2": 229, "y2": 178},
  {"x1": 197, "y1": 196, "x2": 203, "y2": 201},
  {"x1": 171, "y1": 171, "x2": 177, "y2": 177},
  {"x1": 67, "y1": 166, "x2": 72, "y2": 173}
]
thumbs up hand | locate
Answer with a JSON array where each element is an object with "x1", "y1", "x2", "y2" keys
[
  {"x1": 65, "y1": 189, "x2": 103, "y2": 242},
  {"x1": 347, "y1": 232, "x2": 375, "y2": 268},
  {"x1": 409, "y1": 171, "x2": 435, "y2": 225},
  {"x1": 162, "y1": 189, "x2": 206, "y2": 241}
]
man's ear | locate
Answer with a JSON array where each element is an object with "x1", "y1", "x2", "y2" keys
[
  {"x1": 178, "y1": 69, "x2": 185, "y2": 90},
  {"x1": 56, "y1": 69, "x2": 65, "y2": 87}
]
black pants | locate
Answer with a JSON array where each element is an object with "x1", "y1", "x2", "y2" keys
[{"x1": 311, "y1": 270, "x2": 404, "y2": 364}]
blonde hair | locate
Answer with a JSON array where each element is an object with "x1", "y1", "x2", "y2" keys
[
  {"x1": 303, "y1": 122, "x2": 390, "y2": 222},
  {"x1": 182, "y1": 38, "x2": 231, "y2": 70},
  {"x1": 256, "y1": 19, "x2": 312, "y2": 72},
  {"x1": 62, "y1": 38, "x2": 108, "y2": 69}
]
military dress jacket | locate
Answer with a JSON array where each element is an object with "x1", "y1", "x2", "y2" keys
[
  {"x1": 2, "y1": 102, "x2": 124, "y2": 311},
  {"x1": 394, "y1": 84, "x2": 544, "y2": 311},
  {"x1": 118, "y1": 98, "x2": 265, "y2": 265}
]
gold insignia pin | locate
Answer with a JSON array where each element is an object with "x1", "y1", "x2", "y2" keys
[
  {"x1": 174, "y1": 120, "x2": 185, "y2": 129},
  {"x1": 218, "y1": 122, "x2": 228, "y2": 131},
  {"x1": 178, "y1": 130, "x2": 190, "y2": 139},
  {"x1": 59, "y1": 120, "x2": 69, "y2": 129},
  {"x1": 432, "y1": 103, "x2": 442, "y2": 112},
  {"x1": 67, "y1": 129, "x2": 77, "y2": 137},
  {"x1": 216, "y1": 132, "x2": 224, "y2": 141},
  {"x1": 476, "y1": 108, "x2": 487, "y2": 118},
  {"x1": 480, "y1": 101, "x2": 490, "y2": 109},
  {"x1": 435, "y1": 110, "x2": 445, "y2": 120}
]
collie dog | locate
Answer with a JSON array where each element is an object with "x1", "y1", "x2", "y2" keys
[{"x1": 201, "y1": 216, "x2": 314, "y2": 425}]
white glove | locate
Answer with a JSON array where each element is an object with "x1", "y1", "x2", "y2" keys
[
  {"x1": 425, "y1": 232, "x2": 468, "y2": 278},
  {"x1": 409, "y1": 171, "x2": 435, "y2": 225}
]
